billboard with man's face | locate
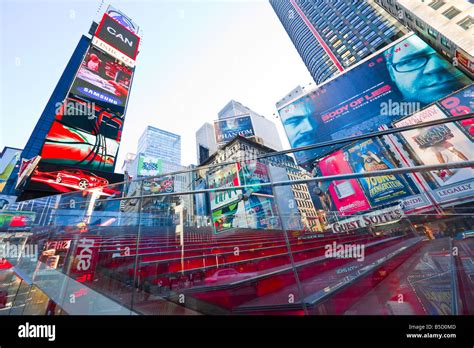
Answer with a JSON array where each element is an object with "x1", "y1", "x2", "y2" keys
[
  {"x1": 214, "y1": 115, "x2": 255, "y2": 145},
  {"x1": 278, "y1": 34, "x2": 471, "y2": 167}
]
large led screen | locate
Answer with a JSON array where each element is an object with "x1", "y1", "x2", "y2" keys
[
  {"x1": 208, "y1": 164, "x2": 242, "y2": 210},
  {"x1": 40, "y1": 97, "x2": 123, "y2": 172},
  {"x1": 95, "y1": 14, "x2": 140, "y2": 60},
  {"x1": 71, "y1": 46, "x2": 132, "y2": 111},
  {"x1": 214, "y1": 115, "x2": 255, "y2": 145},
  {"x1": 278, "y1": 34, "x2": 472, "y2": 167},
  {"x1": 26, "y1": 163, "x2": 123, "y2": 196}
]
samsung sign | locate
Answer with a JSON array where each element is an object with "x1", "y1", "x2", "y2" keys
[{"x1": 96, "y1": 14, "x2": 140, "y2": 60}]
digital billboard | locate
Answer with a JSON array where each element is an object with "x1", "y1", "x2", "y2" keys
[
  {"x1": 278, "y1": 34, "x2": 472, "y2": 167},
  {"x1": 394, "y1": 104, "x2": 474, "y2": 203},
  {"x1": 238, "y1": 161, "x2": 272, "y2": 196},
  {"x1": 26, "y1": 162, "x2": 123, "y2": 196},
  {"x1": 40, "y1": 97, "x2": 123, "y2": 172},
  {"x1": 212, "y1": 200, "x2": 246, "y2": 234},
  {"x1": 142, "y1": 176, "x2": 174, "y2": 194},
  {"x1": 95, "y1": 14, "x2": 140, "y2": 61},
  {"x1": 244, "y1": 195, "x2": 279, "y2": 230},
  {"x1": 318, "y1": 150, "x2": 371, "y2": 216},
  {"x1": 208, "y1": 164, "x2": 242, "y2": 210},
  {"x1": 214, "y1": 115, "x2": 255, "y2": 145},
  {"x1": 0, "y1": 147, "x2": 21, "y2": 193},
  {"x1": 345, "y1": 138, "x2": 413, "y2": 207},
  {"x1": 71, "y1": 46, "x2": 132, "y2": 111},
  {"x1": 137, "y1": 155, "x2": 162, "y2": 177}
]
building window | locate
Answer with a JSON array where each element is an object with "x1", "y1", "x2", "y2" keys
[
  {"x1": 415, "y1": 19, "x2": 425, "y2": 30},
  {"x1": 442, "y1": 6, "x2": 461, "y2": 19},
  {"x1": 428, "y1": 0, "x2": 445, "y2": 10},
  {"x1": 427, "y1": 27, "x2": 438, "y2": 38},
  {"x1": 440, "y1": 36, "x2": 451, "y2": 48},
  {"x1": 457, "y1": 16, "x2": 474, "y2": 30}
]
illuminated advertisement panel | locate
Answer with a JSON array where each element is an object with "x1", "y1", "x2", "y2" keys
[
  {"x1": 40, "y1": 97, "x2": 123, "y2": 172},
  {"x1": 214, "y1": 115, "x2": 255, "y2": 145},
  {"x1": 71, "y1": 46, "x2": 132, "y2": 111},
  {"x1": 345, "y1": 138, "x2": 413, "y2": 207},
  {"x1": 318, "y1": 150, "x2": 371, "y2": 216},
  {"x1": 437, "y1": 85, "x2": 474, "y2": 140},
  {"x1": 278, "y1": 34, "x2": 471, "y2": 167},
  {"x1": 238, "y1": 161, "x2": 272, "y2": 196},
  {"x1": 137, "y1": 155, "x2": 162, "y2": 177},
  {"x1": 142, "y1": 176, "x2": 174, "y2": 194},
  {"x1": 208, "y1": 164, "x2": 242, "y2": 210},
  {"x1": 394, "y1": 104, "x2": 474, "y2": 203},
  {"x1": 27, "y1": 162, "x2": 123, "y2": 196},
  {"x1": 212, "y1": 200, "x2": 246, "y2": 234},
  {"x1": 244, "y1": 195, "x2": 279, "y2": 230},
  {"x1": 95, "y1": 14, "x2": 140, "y2": 61},
  {"x1": 0, "y1": 148, "x2": 21, "y2": 193}
]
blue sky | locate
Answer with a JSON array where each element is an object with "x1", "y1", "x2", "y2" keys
[{"x1": 0, "y1": 0, "x2": 313, "y2": 169}]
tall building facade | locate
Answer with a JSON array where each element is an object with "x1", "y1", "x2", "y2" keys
[
  {"x1": 200, "y1": 136, "x2": 322, "y2": 232},
  {"x1": 195, "y1": 123, "x2": 217, "y2": 165},
  {"x1": 269, "y1": 0, "x2": 406, "y2": 84},
  {"x1": 2, "y1": 36, "x2": 90, "y2": 196},
  {"x1": 375, "y1": 0, "x2": 474, "y2": 78},
  {"x1": 137, "y1": 126, "x2": 182, "y2": 174},
  {"x1": 217, "y1": 100, "x2": 283, "y2": 151}
]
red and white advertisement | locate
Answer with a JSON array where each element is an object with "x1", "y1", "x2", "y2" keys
[
  {"x1": 318, "y1": 150, "x2": 371, "y2": 215},
  {"x1": 70, "y1": 238, "x2": 99, "y2": 282}
]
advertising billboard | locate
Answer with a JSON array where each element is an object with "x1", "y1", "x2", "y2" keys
[
  {"x1": 214, "y1": 115, "x2": 255, "y2": 145},
  {"x1": 137, "y1": 155, "x2": 162, "y2": 177},
  {"x1": 278, "y1": 34, "x2": 472, "y2": 167},
  {"x1": 345, "y1": 138, "x2": 413, "y2": 207},
  {"x1": 212, "y1": 200, "x2": 246, "y2": 234},
  {"x1": 244, "y1": 195, "x2": 279, "y2": 230},
  {"x1": 95, "y1": 14, "x2": 140, "y2": 61},
  {"x1": 71, "y1": 46, "x2": 132, "y2": 111},
  {"x1": 437, "y1": 85, "x2": 474, "y2": 140},
  {"x1": 40, "y1": 97, "x2": 123, "y2": 172},
  {"x1": 0, "y1": 148, "x2": 21, "y2": 193},
  {"x1": 26, "y1": 162, "x2": 123, "y2": 196},
  {"x1": 208, "y1": 164, "x2": 242, "y2": 210},
  {"x1": 394, "y1": 104, "x2": 474, "y2": 203},
  {"x1": 318, "y1": 150, "x2": 371, "y2": 216},
  {"x1": 238, "y1": 161, "x2": 272, "y2": 196},
  {"x1": 142, "y1": 176, "x2": 174, "y2": 194}
]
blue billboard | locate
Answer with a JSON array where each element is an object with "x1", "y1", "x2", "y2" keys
[
  {"x1": 344, "y1": 138, "x2": 414, "y2": 207},
  {"x1": 278, "y1": 34, "x2": 471, "y2": 167},
  {"x1": 214, "y1": 115, "x2": 255, "y2": 145}
]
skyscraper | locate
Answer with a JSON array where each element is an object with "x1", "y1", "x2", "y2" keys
[
  {"x1": 215, "y1": 100, "x2": 283, "y2": 151},
  {"x1": 137, "y1": 126, "x2": 182, "y2": 174},
  {"x1": 269, "y1": 0, "x2": 406, "y2": 84},
  {"x1": 196, "y1": 123, "x2": 217, "y2": 165},
  {"x1": 375, "y1": 0, "x2": 474, "y2": 78}
]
